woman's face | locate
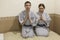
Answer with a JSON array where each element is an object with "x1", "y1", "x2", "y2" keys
[{"x1": 39, "y1": 6, "x2": 44, "y2": 13}]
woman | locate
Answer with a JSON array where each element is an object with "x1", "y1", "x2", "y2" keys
[{"x1": 35, "y1": 3, "x2": 51, "y2": 36}]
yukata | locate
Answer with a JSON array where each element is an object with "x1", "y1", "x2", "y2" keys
[
  {"x1": 19, "y1": 10, "x2": 37, "y2": 38},
  {"x1": 35, "y1": 12, "x2": 51, "y2": 36}
]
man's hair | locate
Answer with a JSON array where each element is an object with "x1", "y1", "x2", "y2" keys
[
  {"x1": 24, "y1": 1, "x2": 31, "y2": 6},
  {"x1": 38, "y1": 3, "x2": 45, "y2": 9}
]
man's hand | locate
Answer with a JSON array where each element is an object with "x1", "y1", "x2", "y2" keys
[
  {"x1": 29, "y1": 18, "x2": 32, "y2": 25},
  {"x1": 27, "y1": 14, "x2": 32, "y2": 25},
  {"x1": 22, "y1": 15, "x2": 27, "y2": 25},
  {"x1": 38, "y1": 14, "x2": 45, "y2": 22}
]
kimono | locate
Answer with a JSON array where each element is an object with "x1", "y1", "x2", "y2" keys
[
  {"x1": 19, "y1": 10, "x2": 37, "y2": 38},
  {"x1": 35, "y1": 12, "x2": 51, "y2": 36}
]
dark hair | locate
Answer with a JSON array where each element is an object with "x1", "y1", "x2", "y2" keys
[
  {"x1": 24, "y1": 1, "x2": 31, "y2": 6},
  {"x1": 38, "y1": 3, "x2": 45, "y2": 9}
]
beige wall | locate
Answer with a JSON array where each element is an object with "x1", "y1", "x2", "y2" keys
[
  {"x1": 0, "y1": 14, "x2": 60, "y2": 35},
  {"x1": 0, "y1": 14, "x2": 54, "y2": 33},
  {"x1": 54, "y1": 14, "x2": 60, "y2": 34}
]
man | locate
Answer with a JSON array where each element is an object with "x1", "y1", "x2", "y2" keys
[
  {"x1": 35, "y1": 3, "x2": 51, "y2": 36},
  {"x1": 19, "y1": 1, "x2": 37, "y2": 38}
]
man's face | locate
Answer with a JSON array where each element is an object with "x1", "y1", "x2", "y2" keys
[
  {"x1": 39, "y1": 6, "x2": 44, "y2": 12},
  {"x1": 25, "y1": 3, "x2": 31, "y2": 10}
]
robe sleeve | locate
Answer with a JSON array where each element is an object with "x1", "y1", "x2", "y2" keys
[
  {"x1": 19, "y1": 12, "x2": 24, "y2": 24},
  {"x1": 31, "y1": 13, "x2": 38, "y2": 26},
  {"x1": 45, "y1": 13, "x2": 51, "y2": 27}
]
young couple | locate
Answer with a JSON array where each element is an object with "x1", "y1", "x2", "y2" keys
[{"x1": 19, "y1": 1, "x2": 51, "y2": 38}]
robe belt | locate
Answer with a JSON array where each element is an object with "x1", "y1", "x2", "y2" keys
[
  {"x1": 23, "y1": 24, "x2": 32, "y2": 26},
  {"x1": 37, "y1": 23, "x2": 46, "y2": 27}
]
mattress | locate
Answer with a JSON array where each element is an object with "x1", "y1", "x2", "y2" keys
[{"x1": 4, "y1": 31, "x2": 60, "y2": 40}]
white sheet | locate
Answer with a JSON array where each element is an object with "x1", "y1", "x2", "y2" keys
[
  {"x1": 4, "y1": 31, "x2": 60, "y2": 40},
  {"x1": 0, "y1": 33, "x2": 4, "y2": 40}
]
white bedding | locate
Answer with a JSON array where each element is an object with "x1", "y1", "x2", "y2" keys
[
  {"x1": 4, "y1": 31, "x2": 60, "y2": 40},
  {"x1": 0, "y1": 34, "x2": 4, "y2": 40}
]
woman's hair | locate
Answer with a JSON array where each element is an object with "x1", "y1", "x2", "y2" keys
[{"x1": 38, "y1": 3, "x2": 45, "y2": 9}]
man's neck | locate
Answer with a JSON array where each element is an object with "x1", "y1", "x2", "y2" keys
[{"x1": 26, "y1": 10, "x2": 30, "y2": 14}]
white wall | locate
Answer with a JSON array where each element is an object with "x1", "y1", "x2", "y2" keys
[
  {"x1": 0, "y1": 0, "x2": 55, "y2": 17},
  {"x1": 30, "y1": 0, "x2": 55, "y2": 14},
  {"x1": 55, "y1": 0, "x2": 60, "y2": 14}
]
